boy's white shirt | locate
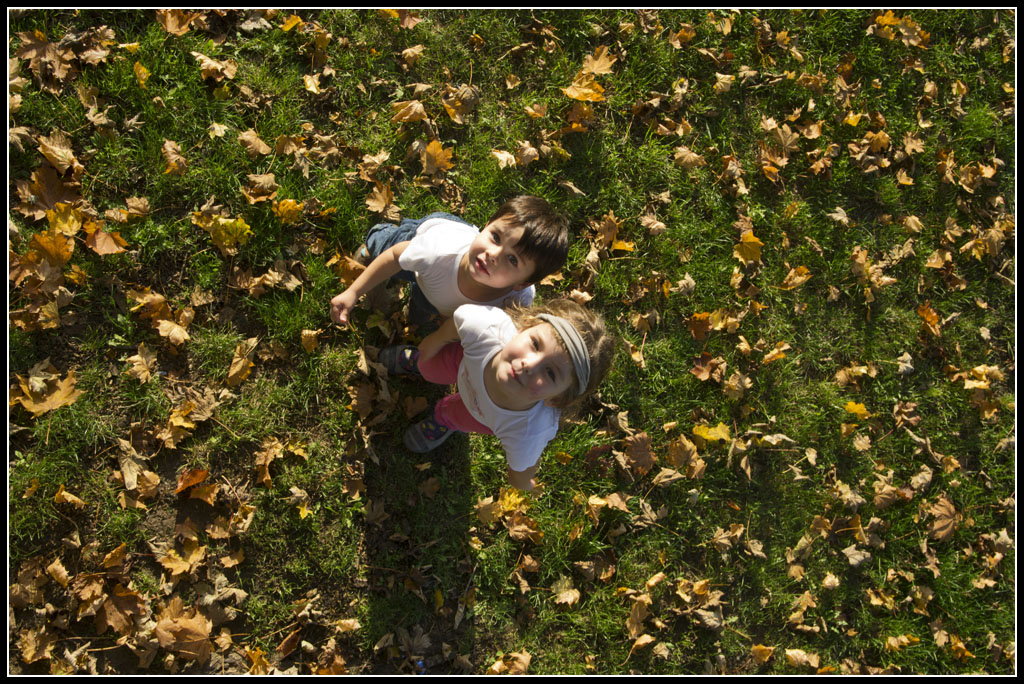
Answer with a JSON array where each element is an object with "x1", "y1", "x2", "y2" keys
[
  {"x1": 397, "y1": 217, "x2": 535, "y2": 317},
  {"x1": 453, "y1": 304, "x2": 560, "y2": 472}
]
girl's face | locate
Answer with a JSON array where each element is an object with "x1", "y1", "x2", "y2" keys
[{"x1": 490, "y1": 322, "x2": 575, "y2": 409}]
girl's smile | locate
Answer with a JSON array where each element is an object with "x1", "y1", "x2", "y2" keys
[{"x1": 486, "y1": 322, "x2": 574, "y2": 411}]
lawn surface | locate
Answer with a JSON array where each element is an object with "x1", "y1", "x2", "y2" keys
[{"x1": 8, "y1": 9, "x2": 1015, "y2": 674}]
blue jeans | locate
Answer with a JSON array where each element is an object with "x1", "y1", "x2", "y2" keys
[{"x1": 365, "y1": 212, "x2": 472, "y2": 331}]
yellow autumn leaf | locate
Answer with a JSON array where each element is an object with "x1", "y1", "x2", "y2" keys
[
  {"x1": 281, "y1": 14, "x2": 303, "y2": 31},
  {"x1": 562, "y1": 71, "x2": 605, "y2": 102},
  {"x1": 751, "y1": 644, "x2": 775, "y2": 664},
  {"x1": 844, "y1": 401, "x2": 873, "y2": 420},
  {"x1": 733, "y1": 230, "x2": 763, "y2": 265},
  {"x1": 582, "y1": 45, "x2": 617, "y2": 75},
  {"x1": 272, "y1": 199, "x2": 304, "y2": 224},
  {"x1": 763, "y1": 341, "x2": 791, "y2": 364},
  {"x1": 227, "y1": 338, "x2": 259, "y2": 387},
  {"x1": 133, "y1": 61, "x2": 149, "y2": 88},
  {"x1": 46, "y1": 202, "x2": 84, "y2": 236},
  {"x1": 203, "y1": 217, "x2": 252, "y2": 257},
  {"x1": 300, "y1": 329, "x2": 321, "y2": 353},
  {"x1": 693, "y1": 423, "x2": 730, "y2": 443},
  {"x1": 54, "y1": 484, "x2": 87, "y2": 508},
  {"x1": 779, "y1": 266, "x2": 812, "y2": 290}
]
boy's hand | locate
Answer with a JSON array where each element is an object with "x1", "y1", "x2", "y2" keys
[{"x1": 330, "y1": 289, "x2": 357, "y2": 326}]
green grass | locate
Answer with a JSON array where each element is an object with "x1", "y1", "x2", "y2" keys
[{"x1": 8, "y1": 8, "x2": 1015, "y2": 676}]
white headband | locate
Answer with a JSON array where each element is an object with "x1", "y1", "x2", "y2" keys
[{"x1": 538, "y1": 314, "x2": 590, "y2": 396}]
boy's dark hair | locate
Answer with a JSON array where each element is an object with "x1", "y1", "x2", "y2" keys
[{"x1": 488, "y1": 195, "x2": 569, "y2": 283}]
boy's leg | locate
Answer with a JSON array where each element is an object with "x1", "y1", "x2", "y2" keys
[
  {"x1": 407, "y1": 285, "x2": 441, "y2": 334},
  {"x1": 363, "y1": 221, "x2": 417, "y2": 283}
]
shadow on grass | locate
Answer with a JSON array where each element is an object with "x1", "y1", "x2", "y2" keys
[{"x1": 359, "y1": 382, "x2": 478, "y2": 674}]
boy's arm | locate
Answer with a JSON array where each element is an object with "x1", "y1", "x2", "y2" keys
[
  {"x1": 330, "y1": 241, "x2": 410, "y2": 325},
  {"x1": 417, "y1": 316, "x2": 459, "y2": 363},
  {"x1": 507, "y1": 464, "x2": 539, "y2": 492}
]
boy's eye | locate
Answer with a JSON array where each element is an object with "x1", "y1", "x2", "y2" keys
[
  {"x1": 509, "y1": 254, "x2": 518, "y2": 267},
  {"x1": 547, "y1": 368, "x2": 556, "y2": 381},
  {"x1": 490, "y1": 230, "x2": 500, "y2": 244}
]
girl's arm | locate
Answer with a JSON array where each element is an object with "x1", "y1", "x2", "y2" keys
[
  {"x1": 507, "y1": 464, "x2": 539, "y2": 492},
  {"x1": 417, "y1": 316, "x2": 459, "y2": 363},
  {"x1": 330, "y1": 241, "x2": 410, "y2": 325}
]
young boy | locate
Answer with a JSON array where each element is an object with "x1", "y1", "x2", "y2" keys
[{"x1": 330, "y1": 196, "x2": 569, "y2": 331}]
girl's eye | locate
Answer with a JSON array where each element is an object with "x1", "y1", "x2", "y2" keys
[
  {"x1": 547, "y1": 369, "x2": 556, "y2": 381},
  {"x1": 509, "y1": 254, "x2": 519, "y2": 267},
  {"x1": 490, "y1": 230, "x2": 500, "y2": 244}
]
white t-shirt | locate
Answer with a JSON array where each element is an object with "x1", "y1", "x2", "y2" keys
[
  {"x1": 398, "y1": 218, "x2": 535, "y2": 317},
  {"x1": 453, "y1": 304, "x2": 560, "y2": 472}
]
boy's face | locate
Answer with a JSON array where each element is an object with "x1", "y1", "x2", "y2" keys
[{"x1": 466, "y1": 216, "x2": 536, "y2": 290}]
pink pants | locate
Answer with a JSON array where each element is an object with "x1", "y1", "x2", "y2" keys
[{"x1": 418, "y1": 342, "x2": 494, "y2": 435}]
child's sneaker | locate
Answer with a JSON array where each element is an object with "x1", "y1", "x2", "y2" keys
[
  {"x1": 379, "y1": 345, "x2": 421, "y2": 376},
  {"x1": 404, "y1": 413, "x2": 454, "y2": 453},
  {"x1": 354, "y1": 243, "x2": 371, "y2": 266}
]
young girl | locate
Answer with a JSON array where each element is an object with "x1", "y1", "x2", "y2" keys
[{"x1": 382, "y1": 298, "x2": 614, "y2": 491}]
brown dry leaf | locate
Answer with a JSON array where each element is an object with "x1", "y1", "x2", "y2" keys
[
  {"x1": 175, "y1": 468, "x2": 208, "y2": 494},
  {"x1": 191, "y1": 51, "x2": 238, "y2": 82},
  {"x1": 563, "y1": 71, "x2": 605, "y2": 102},
  {"x1": 690, "y1": 353, "x2": 727, "y2": 383},
  {"x1": 490, "y1": 149, "x2": 516, "y2": 169},
  {"x1": 421, "y1": 139, "x2": 454, "y2": 175},
  {"x1": 391, "y1": 99, "x2": 428, "y2": 123},
  {"x1": 97, "y1": 583, "x2": 147, "y2": 637},
  {"x1": 917, "y1": 301, "x2": 942, "y2": 337},
  {"x1": 516, "y1": 140, "x2": 539, "y2": 168},
  {"x1": 301, "y1": 329, "x2": 322, "y2": 353},
  {"x1": 506, "y1": 510, "x2": 543, "y2": 543},
  {"x1": 440, "y1": 83, "x2": 480, "y2": 124},
  {"x1": 84, "y1": 221, "x2": 129, "y2": 255},
  {"x1": 227, "y1": 338, "x2": 259, "y2": 387},
  {"x1": 785, "y1": 648, "x2": 820, "y2": 669},
  {"x1": 674, "y1": 145, "x2": 706, "y2": 170},
  {"x1": 929, "y1": 494, "x2": 958, "y2": 542},
  {"x1": 366, "y1": 181, "x2": 400, "y2": 220},
  {"x1": 159, "y1": 539, "x2": 207, "y2": 578},
  {"x1": 780, "y1": 266, "x2": 812, "y2": 290},
  {"x1": 156, "y1": 596, "x2": 214, "y2": 663},
  {"x1": 241, "y1": 173, "x2": 278, "y2": 204},
  {"x1": 38, "y1": 129, "x2": 83, "y2": 176},
  {"x1": 13, "y1": 361, "x2": 84, "y2": 417},
  {"x1": 628, "y1": 634, "x2": 656, "y2": 659},
  {"x1": 126, "y1": 343, "x2": 157, "y2": 383},
  {"x1": 551, "y1": 576, "x2": 580, "y2": 606},
  {"x1": 474, "y1": 496, "x2": 502, "y2": 526},
  {"x1": 190, "y1": 483, "x2": 220, "y2": 505},
  {"x1": 157, "y1": 317, "x2": 191, "y2": 347},
  {"x1": 582, "y1": 45, "x2": 617, "y2": 75},
  {"x1": 623, "y1": 432, "x2": 656, "y2": 476},
  {"x1": 162, "y1": 139, "x2": 188, "y2": 175},
  {"x1": 238, "y1": 129, "x2": 272, "y2": 157},
  {"x1": 157, "y1": 9, "x2": 199, "y2": 35},
  {"x1": 714, "y1": 73, "x2": 735, "y2": 94}
]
